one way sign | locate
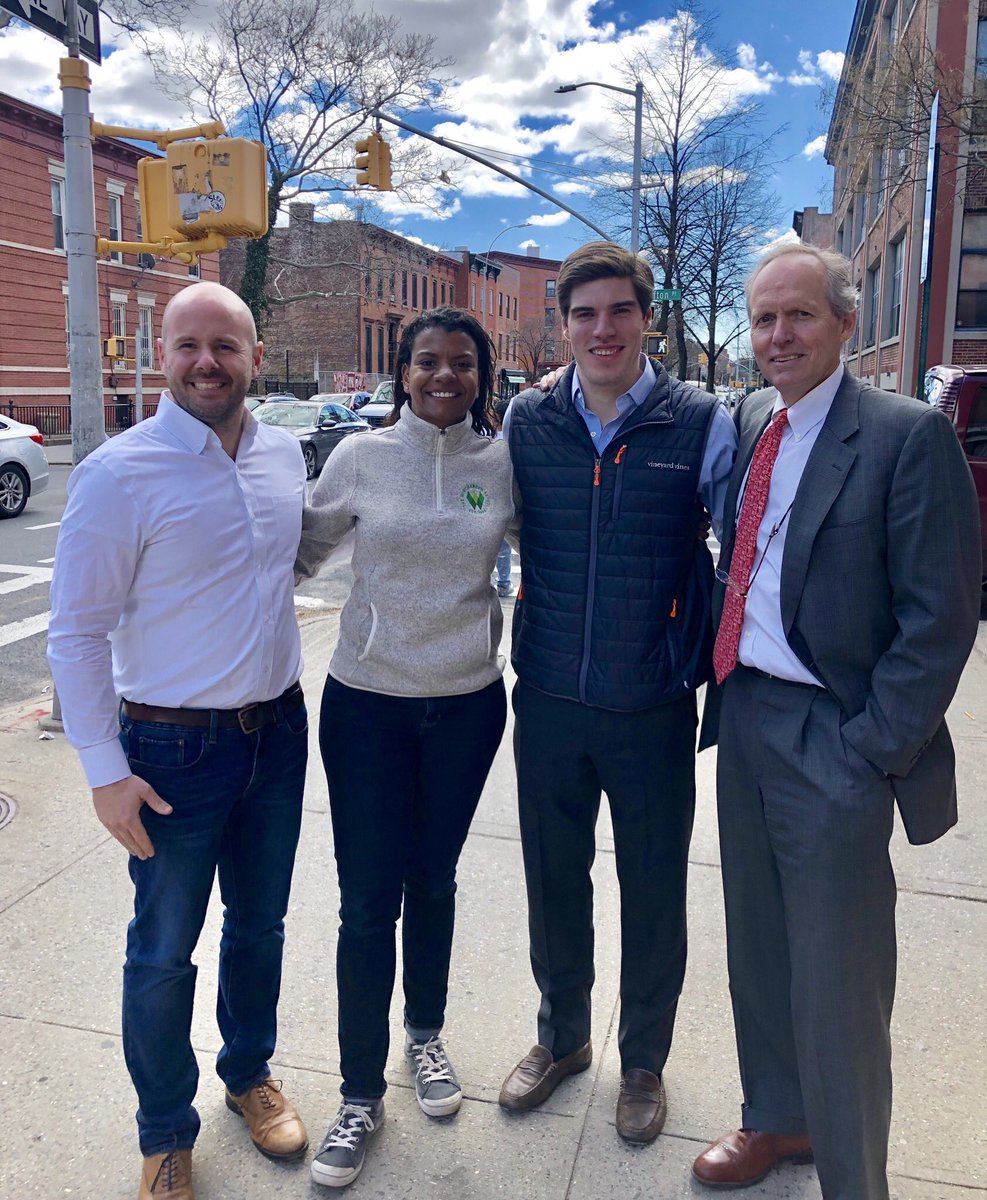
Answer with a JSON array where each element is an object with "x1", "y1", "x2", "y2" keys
[{"x1": 0, "y1": 0, "x2": 101, "y2": 63}]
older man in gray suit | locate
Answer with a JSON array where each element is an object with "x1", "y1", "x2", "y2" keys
[{"x1": 693, "y1": 244, "x2": 981, "y2": 1199}]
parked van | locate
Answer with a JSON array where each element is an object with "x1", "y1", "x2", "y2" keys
[{"x1": 924, "y1": 365, "x2": 987, "y2": 604}]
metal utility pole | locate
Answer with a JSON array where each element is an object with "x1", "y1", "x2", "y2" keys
[{"x1": 60, "y1": 0, "x2": 105, "y2": 465}]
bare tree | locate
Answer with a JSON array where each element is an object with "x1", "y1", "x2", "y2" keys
[
  {"x1": 601, "y1": 3, "x2": 781, "y2": 378},
  {"x1": 515, "y1": 317, "x2": 559, "y2": 383},
  {"x1": 146, "y1": 0, "x2": 449, "y2": 328}
]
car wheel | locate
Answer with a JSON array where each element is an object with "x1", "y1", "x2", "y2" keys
[
  {"x1": 0, "y1": 463, "x2": 29, "y2": 518},
  {"x1": 303, "y1": 444, "x2": 318, "y2": 479}
]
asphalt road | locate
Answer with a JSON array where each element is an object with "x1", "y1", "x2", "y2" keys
[{"x1": 0, "y1": 465, "x2": 358, "y2": 710}]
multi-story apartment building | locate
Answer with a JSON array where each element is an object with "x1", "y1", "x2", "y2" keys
[
  {"x1": 222, "y1": 206, "x2": 560, "y2": 397},
  {"x1": 0, "y1": 92, "x2": 220, "y2": 430},
  {"x1": 487, "y1": 246, "x2": 571, "y2": 383},
  {"x1": 816, "y1": 0, "x2": 986, "y2": 394}
]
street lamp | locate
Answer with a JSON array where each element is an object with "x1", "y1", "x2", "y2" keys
[
  {"x1": 555, "y1": 80, "x2": 643, "y2": 254},
  {"x1": 479, "y1": 222, "x2": 531, "y2": 332}
]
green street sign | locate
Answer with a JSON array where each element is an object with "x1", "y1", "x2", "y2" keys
[{"x1": 653, "y1": 288, "x2": 681, "y2": 302}]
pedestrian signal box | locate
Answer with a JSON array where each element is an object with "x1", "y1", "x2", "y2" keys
[
  {"x1": 138, "y1": 138, "x2": 268, "y2": 243},
  {"x1": 643, "y1": 332, "x2": 668, "y2": 359},
  {"x1": 103, "y1": 336, "x2": 135, "y2": 359}
]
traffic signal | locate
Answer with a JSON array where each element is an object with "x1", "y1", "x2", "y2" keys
[
  {"x1": 104, "y1": 336, "x2": 135, "y2": 359},
  {"x1": 643, "y1": 332, "x2": 668, "y2": 359},
  {"x1": 165, "y1": 138, "x2": 268, "y2": 239},
  {"x1": 354, "y1": 132, "x2": 393, "y2": 191}
]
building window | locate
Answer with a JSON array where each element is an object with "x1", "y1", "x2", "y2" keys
[
  {"x1": 449, "y1": 286, "x2": 455, "y2": 305},
  {"x1": 855, "y1": 178, "x2": 868, "y2": 244},
  {"x1": 873, "y1": 149, "x2": 886, "y2": 220},
  {"x1": 112, "y1": 300, "x2": 127, "y2": 338},
  {"x1": 488, "y1": 288, "x2": 493, "y2": 315},
  {"x1": 546, "y1": 280, "x2": 556, "y2": 298},
  {"x1": 498, "y1": 333, "x2": 503, "y2": 357},
  {"x1": 545, "y1": 307, "x2": 555, "y2": 328},
  {"x1": 412, "y1": 273, "x2": 418, "y2": 309},
  {"x1": 139, "y1": 304, "x2": 154, "y2": 369},
  {"x1": 51, "y1": 175, "x2": 65, "y2": 250},
  {"x1": 432, "y1": 279, "x2": 437, "y2": 307},
  {"x1": 956, "y1": 211, "x2": 987, "y2": 327},
  {"x1": 188, "y1": 261, "x2": 200, "y2": 279},
  {"x1": 134, "y1": 199, "x2": 143, "y2": 243},
  {"x1": 513, "y1": 297, "x2": 518, "y2": 320},
  {"x1": 402, "y1": 271, "x2": 408, "y2": 306},
  {"x1": 471, "y1": 282, "x2": 476, "y2": 309},
  {"x1": 864, "y1": 261, "x2": 880, "y2": 347},
  {"x1": 498, "y1": 292, "x2": 503, "y2": 317},
  {"x1": 389, "y1": 271, "x2": 396, "y2": 301},
  {"x1": 377, "y1": 325, "x2": 385, "y2": 374},
  {"x1": 974, "y1": 19, "x2": 987, "y2": 134},
  {"x1": 107, "y1": 191, "x2": 123, "y2": 263},
  {"x1": 884, "y1": 236, "x2": 904, "y2": 338},
  {"x1": 364, "y1": 267, "x2": 372, "y2": 299},
  {"x1": 365, "y1": 323, "x2": 373, "y2": 373},
  {"x1": 422, "y1": 275, "x2": 428, "y2": 309},
  {"x1": 836, "y1": 223, "x2": 845, "y2": 256},
  {"x1": 441, "y1": 282, "x2": 446, "y2": 304}
]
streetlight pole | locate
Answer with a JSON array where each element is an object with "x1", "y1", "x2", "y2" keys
[
  {"x1": 555, "y1": 80, "x2": 644, "y2": 254},
  {"x1": 479, "y1": 222, "x2": 530, "y2": 333}
]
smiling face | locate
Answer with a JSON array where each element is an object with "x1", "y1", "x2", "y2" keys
[
  {"x1": 749, "y1": 253, "x2": 856, "y2": 406},
  {"x1": 561, "y1": 276, "x2": 651, "y2": 403},
  {"x1": 401, "y1": 326, "x2": 480, "y2": 429},
  {"x1": 158, "y1": 285, "x2": 263, "y2": 431}
]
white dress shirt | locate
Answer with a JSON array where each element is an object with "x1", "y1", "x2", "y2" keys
[
  {"x1": 47, "y1": 394, "x2": 306, "y2": 788},
  {"x1": 737, "y1": 364, "x2": 844, "y2": 684}
]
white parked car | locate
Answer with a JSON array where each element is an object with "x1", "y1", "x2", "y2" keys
[{"x1": 0, "y1": 414, "x2": 49, "y2": 518}]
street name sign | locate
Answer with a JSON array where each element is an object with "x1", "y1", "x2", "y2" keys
[
  {"x1": 653, "y1": 288, "x2": 682, "y2": 303},
  {"x1": 0, "y1": 0, "x2": 101, "y2": 62}
]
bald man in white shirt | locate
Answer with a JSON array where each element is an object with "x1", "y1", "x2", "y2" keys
[{"x1": 48, "y1": 283, "x2": 310, "y2": 1200}]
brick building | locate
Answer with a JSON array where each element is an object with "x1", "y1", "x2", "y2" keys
[
  {"x1": 487, "y1": 245, "x2": 572, "y2": 385},
  {"x1": 221, "y1": 209, "x2": 568, "y2": 397},
  {"x1": 0, "y1": 92, "x2": 220, "y2": 431},
  {"x1": 807, "y1": 0, "x2": 987, "y2": 394}
]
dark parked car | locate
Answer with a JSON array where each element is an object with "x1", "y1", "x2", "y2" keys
[
  {"x1": 255, "y1": 399, "x2": 370, "y2": 478},
  {"x1": 924, "y1": 364, "x2": 987, "y2": 604}
]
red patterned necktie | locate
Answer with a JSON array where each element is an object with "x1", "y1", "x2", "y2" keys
[{"x1": 713, "y1": 408, "x2": 790, "y2": 685}]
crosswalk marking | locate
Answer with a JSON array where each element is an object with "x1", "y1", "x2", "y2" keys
[
  {"x1": 0, "y1": 610, "x2": 51, "y2": 648},
  {"x1": 0, "y1": 563, "x2": 53, "y2": 595}
]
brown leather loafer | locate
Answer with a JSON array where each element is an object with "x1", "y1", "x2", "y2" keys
[
  {"x1": 616, "y1": 1068, "x2": 667, "y2": 1143},
  {"x1": 498, "y1": 1041, "x2": 592, "y2": 1110},
  {"x1": 692, "y1": 1128, "x2": 813, "y2": 1188},
  {"x1": 225, "y1": 1077, "x2": 308, "y2": 1160},
  {"x1": 139, "y1": 1150, "x2": 194, "y2": 1199}
]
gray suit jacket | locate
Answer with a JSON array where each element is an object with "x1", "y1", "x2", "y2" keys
[{"x1": 699, "y1": 370, "x2": 981, "y2": 844}]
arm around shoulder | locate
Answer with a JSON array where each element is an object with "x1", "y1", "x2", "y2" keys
[{"x1": 295, "y1": 433, "x2": 360, "y2": 580}]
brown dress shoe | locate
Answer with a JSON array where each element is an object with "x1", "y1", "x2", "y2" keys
[
  {"x1": 225, "y1": 1077, "x2": 308, "y2": 1160},
  {"x1": 692, "y1": 1128, "x2": 813, "y2": 1188},
  {"x1": 498, "y1": 1041, "x2": 592, "y2": 1110},
  {"x1": 138, "y1": 1150, "x2": 194, "y2": 1199},
  {"x1": 615, "y1": 1068, "x2": 667, "y2": 1144}
]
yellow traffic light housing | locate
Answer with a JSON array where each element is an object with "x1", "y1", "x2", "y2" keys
[
  {"x1": 643, "y1": 332, "x2": 668, "y2": 359},
  {"x1": 165, "y1": 138, "x2": 268, "y2": 239},
  {"x1": 354, "y1": 132, "x2": 393, "y2": 191},
  {"x1": 104, "y1": 336, "x2": 135, "y2": 360}
]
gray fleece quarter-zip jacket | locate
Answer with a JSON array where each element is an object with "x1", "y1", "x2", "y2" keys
[{"x1": 295, "y1": 402, "x2": 518, "y2": 697}]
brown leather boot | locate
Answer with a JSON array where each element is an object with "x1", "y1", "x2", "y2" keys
[
  {"x1": 225, "y1": 1077, "x2": 308, "y2": 1160},
  {"x1": 138, "y1": 1150, "x2": 193, "y2": 1199},
  {"x1": 692, "y1": 1129, "x2": 813, "y2": 1188}
]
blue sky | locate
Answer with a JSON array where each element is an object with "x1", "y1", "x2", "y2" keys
[{"x1": 1, "y1": 0, "x2": 858, "y2": 262}]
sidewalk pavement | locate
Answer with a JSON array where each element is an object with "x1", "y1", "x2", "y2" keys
[{"x1": 1, "y1": 613, "x2": 984, "y2": 1200}]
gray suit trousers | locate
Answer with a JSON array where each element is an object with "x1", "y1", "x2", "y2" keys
[{"x1": 717, "y1": 666, "x2": 896, "y2": 1200}]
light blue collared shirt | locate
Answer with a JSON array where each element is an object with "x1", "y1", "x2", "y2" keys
[
  {"x1": 737, "y1": 363, "x2": 845, "y2": 684},
  {"x1": 571, "y1": 356, "x2": 737, "y2": 539}
]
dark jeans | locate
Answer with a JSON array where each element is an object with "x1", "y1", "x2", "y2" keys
[
  {"x1": 320, "y1": 674, "x2": 507, "y2": 1100},
  {"x1": 119, "y1": 703, "x2": 308, "y2": 1155},
  {"x1": 513, "y1": 682, "x2": 697, "y2": 1075}
]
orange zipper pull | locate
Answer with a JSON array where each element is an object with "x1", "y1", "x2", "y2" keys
[
  {"x1": 614, "y1": 444, "x2": 627, "y2": 464},
  {"x1": 593, "y1": 461, "x2": 601, "y2": 486},
  {"x1": 669, "y1": 597, "x2": 678, "y2": 618}
]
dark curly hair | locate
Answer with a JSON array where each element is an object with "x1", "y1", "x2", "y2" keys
[{"x1": 388, "y1": 307, "x2": 496, "y2": 436}]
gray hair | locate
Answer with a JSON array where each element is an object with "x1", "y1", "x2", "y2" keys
[{"x1": 746, "y1": 243, "x2": 858, "y2": 319}]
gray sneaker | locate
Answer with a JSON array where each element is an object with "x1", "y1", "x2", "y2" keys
[
  {"x1": 405, "y1": 1033, "x2": 463, "y2": 1116},
  {"x1": 310, "y1": 1100, "x2": 384, "y2": 1188}
]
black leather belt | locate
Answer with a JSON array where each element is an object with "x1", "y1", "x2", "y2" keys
[
  {"x1": 739, "y1": 664, "x2": 822, "y2": 689},
  {"x1": 122, "y1": 682, "x2": 304, "y2": 735}
]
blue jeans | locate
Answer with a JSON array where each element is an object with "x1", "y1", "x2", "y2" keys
[
  {"x1": 118, "y1": 703, "x2": 308, "y2": 1155},
  {"x1": 496, "y1": 539, "x2": 512, "y2": 587},
  {"x1": 320, "y1": 675, "x2": 507, "y2": 1100}
]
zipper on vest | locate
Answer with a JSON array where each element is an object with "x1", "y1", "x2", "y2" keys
[
  {"x1": 612, "y1": 443, "x2": 628, "y2": 519},
  {"x1": 435, "y1": 428, "x2": 446, "y2": 512},
  {"x1": 578, "y1": 457, "x2": 604, "y2": 703}
]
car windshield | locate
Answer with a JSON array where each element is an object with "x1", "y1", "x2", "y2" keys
[{"x1": 256, "y1": 405, "x2": 317, "y2": 428}]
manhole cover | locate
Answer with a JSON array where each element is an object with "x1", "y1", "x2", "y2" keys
[{"x1": 0, "y1": 793, "x2": 16, "y2": 831}]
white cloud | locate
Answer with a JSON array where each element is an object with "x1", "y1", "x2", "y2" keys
[
  {"x1": 803, "y1": 134, "x2": 828, "y2": 159},
  {"x1": 786, "y1": 48, "x2": 846, "y2": 88},
  {"x1": 525, "y1": 210, "x2": 571, "y2": 227},
  {"x1": 817, "y1": 50, "x2": 845, "y2": 80}
]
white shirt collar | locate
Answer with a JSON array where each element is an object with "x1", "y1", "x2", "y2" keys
[{"x1": 772, "y1": 363, "x2": 844, "y2": 440}]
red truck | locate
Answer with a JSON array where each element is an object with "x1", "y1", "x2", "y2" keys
[{"x1": 924, "y1": 365, "x2": 987, "y2": 609}]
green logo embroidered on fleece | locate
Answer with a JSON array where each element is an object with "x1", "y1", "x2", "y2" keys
[{"x1": 460, "y1": 485, "x2": 489, "y2": 512}]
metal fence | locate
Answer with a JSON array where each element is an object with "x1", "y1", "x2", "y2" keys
[{"x1": 1, "y1": 400, "x2": 160, "y2": 438}]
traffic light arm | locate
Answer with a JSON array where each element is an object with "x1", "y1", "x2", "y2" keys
[
  {"x1": 96, "y1": 232, "x2": 229, "y2": 264},
  {"x1": 90, "y1": 119, "x2": 226, "y2": 150}
]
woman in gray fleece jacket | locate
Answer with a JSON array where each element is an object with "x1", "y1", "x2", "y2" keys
[{"x1": 296, "y1": 308, "x2": 518, "y2": 1190}]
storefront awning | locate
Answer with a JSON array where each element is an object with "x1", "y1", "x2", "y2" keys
[{"x1": 504, "y1": 371, "x2": 527, "y2": 384}]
